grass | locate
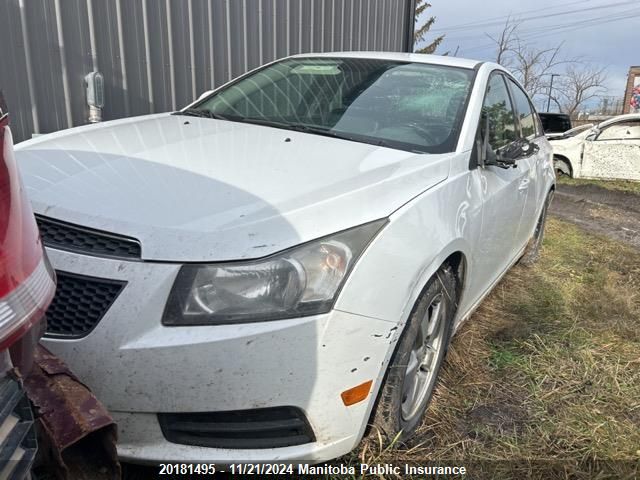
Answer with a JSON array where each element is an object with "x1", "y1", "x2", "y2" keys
[
  {"x1": 337, "y1": 218, "x2": 640, "y2": 479},
  {"x1": 558, "y1": 175, "x2": 640, "y2": 195}
]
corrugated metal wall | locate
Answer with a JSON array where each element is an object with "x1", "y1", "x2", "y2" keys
[{"x1": 0, "y1": 0, "x2": 414, "y2": 142}]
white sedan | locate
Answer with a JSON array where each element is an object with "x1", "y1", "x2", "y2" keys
[
  {"x1": 15, "y1": 53, "x2": 554, "y2": 464},
  {"x1": 551, "y1": 113, "x2": 640, "y2": 180}
]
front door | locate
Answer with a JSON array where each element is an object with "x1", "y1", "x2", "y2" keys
[
  {"x1": 581, "y1": 118, "x2": 640, "y2": 181},
  {"x1": 475, "y1": 73, "x2": 529, "y2": 285},
  {"x1": 504, "y1": 77, "x2": 549, "y2": 242}
]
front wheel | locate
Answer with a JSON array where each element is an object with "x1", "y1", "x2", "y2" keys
[
  {"x1": 520, "y1": 191, "x2": 553, "y2": 266},
  {"x1": 370, "y1": 266, "x2": 457, "y2": 443}
]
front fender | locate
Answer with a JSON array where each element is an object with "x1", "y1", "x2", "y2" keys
[{"x1": 334, "y1": 163, "x2": 482, "y2": 329}]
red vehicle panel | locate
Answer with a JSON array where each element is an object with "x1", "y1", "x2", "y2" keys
[{"x1": 0, "y1": 103, "x2": 55, "y2": 358}]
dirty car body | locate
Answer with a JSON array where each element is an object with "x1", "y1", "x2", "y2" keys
[
  {"x1": 551, "y1": 113, "x2": 640, "y2": 180},
  {"x1": 15, "y1": 53, "x2": 555, "y2": 463}
]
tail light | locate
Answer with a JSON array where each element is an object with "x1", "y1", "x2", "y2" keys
[{"x1": 0, "y1": 107, "x2": 56, "y2": 351}]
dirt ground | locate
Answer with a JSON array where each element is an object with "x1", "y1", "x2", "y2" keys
[{"x1": 550, "y1": 181, "x2": 640, "y2": 249}]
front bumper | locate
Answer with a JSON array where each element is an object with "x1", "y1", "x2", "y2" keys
[{"x1": 42, "y1": 248, "x2": 397, "y2": 463}]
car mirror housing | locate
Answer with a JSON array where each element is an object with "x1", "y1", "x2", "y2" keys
[
  {"x1": 482, "y1": 138, "x2": 537, "y2": 169},
  {"x1": 484, "y1": 145, "x2": 515, "y2": 168},
  {"x1": 584, "y1": 128, "x2": 600, "y2": 142}
]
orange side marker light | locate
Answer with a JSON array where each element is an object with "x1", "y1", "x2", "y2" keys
[{"x1": 341, "y1": 380, "x2": 373, "y2": 406}]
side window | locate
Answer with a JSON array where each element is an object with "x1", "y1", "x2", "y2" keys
[
  {"x1": 482, "y1": 74, "x2": 517, "y2": 152},
  {"x1": 597, "y1": 120, "x2": 640, "y2": 141},
  {"x1": 506, "y1": 79, "x2": 537, "y2": 138}
]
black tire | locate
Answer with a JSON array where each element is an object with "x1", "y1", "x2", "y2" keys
[
  {"x1": 370, "y1": 266, "x2": 457, "y2": 444},
  {"x1": 520, "y1": 191, "x2": 553, "y2": 266}
]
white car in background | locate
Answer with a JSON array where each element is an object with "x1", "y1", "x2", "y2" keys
[
  {"x1": 545, "y1": 123, "x2": 593, "y2": 141},
  {"x1": 551, "y1": 113, "x2": 640, "y2": 180},
  {"x1": 15, "y1": 53, "x2": 554, "y2": 464}
]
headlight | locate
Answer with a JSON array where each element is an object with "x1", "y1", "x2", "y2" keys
[{"x1": 162, "y1": 220, "x2": 386, "y2": 325}]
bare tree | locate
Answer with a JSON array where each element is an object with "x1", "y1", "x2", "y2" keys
[
  {"x1": 551, "y1": 64, "x2": 608, "y2": 116},
  {"x1": 510, "y1": 40, "x2": 567, "y2": 98},
  {"x1": 486, "y1": 17, "x2": 519, "y2": 66},
  {"x1": 414, "y1": 1, "x2": 444, "y2": 54},
  {"x1": 487, "y1": 19, "x2": 577, "y2": 103}
]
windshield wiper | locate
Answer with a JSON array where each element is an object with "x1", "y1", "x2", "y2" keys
[
  {"x1": 286, "y1": 124, "x2": 358, "y2": 142},
  {"x1": 172, "y1": 112, "x2": 394, "y2": 149},
  {"x1": 231, "y1": 117, "x2": 293, "y2": 129},
  {"x1": 174, "y1": 109, "x2": 243, "y2": 122},
  {"x1": 174, "y1": 110, "x2": 281, "y2": 126},
  {"x1": 290, "y1": 124, "x2": 398, "y2": 148},
  {"x1": 173, "y1": 108, "x2": 216, "y2": 119}
]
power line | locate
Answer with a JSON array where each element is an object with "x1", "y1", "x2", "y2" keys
[
  {"x1": 444, "y1": 4, "x2": 640, "y2": 42},
  {"x1": 432, "y1": 0, "x2": 638, "y2": 34},
  {"x1": 517, "y1": 7, "x2": 640, "y2": 41},
  {"x1": 460, "y1": 7, "x2": 640, "y2": 55},
  {"x1": 429, "y1": 0, "x2": 593, "y2": 31}
]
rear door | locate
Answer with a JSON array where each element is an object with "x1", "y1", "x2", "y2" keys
[
  {"x1": 581, "y1": 119, "x2": 640, "y2": 180},
  {"x1": 475, "y1": 73, "x2": 529, "y2": 284}
]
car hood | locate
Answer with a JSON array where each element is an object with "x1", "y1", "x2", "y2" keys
[{"x1": 15, "y1": 114, "x2": 452, "y2": 262}]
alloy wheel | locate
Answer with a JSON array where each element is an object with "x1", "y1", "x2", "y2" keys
[{"x1": 401, "y1": 293, "x2": 447, "y2": 422}]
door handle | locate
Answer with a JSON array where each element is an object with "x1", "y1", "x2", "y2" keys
[{"x1": 518, "y1": 178, "x2": 530, "y2": 191}]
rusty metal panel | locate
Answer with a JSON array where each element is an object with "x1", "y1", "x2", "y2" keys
[{"x1": 0, "y1": 0, "x2": 413, "y2": 142}]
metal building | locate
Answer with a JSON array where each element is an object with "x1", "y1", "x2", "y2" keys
[{"x1": 0, "y1": 0, "x2": 416, "y2": 142}]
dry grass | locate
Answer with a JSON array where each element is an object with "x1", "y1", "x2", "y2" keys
[
  {"x1": 336, "y1": 218, "x2": 640, "y2": 479},
  {"x1": 558, "y1": 176, "x2": 640, "y2": 195}
]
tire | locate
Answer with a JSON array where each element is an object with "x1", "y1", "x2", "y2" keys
[
  {"x1": 554, "y1": 157, "x2": 572, "y2": 177},
  {"x1": 370, "y1": 266, "x2": 457, "y2": 444},
  {"x1": 520, "y1": 191, "x2": 553, "y2": 266}
]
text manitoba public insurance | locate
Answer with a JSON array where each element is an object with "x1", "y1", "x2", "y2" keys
[{"x1": 299, "y1": 464, "x2": 467, "y2": 476}]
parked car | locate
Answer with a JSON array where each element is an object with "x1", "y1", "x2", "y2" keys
[
  {"x1": 550, "y1": 113, "x2": 640, "y2": 180},
  {"x1": 545, "y1": 123, "x2": 593, "y2": 141},
  {"x1": 14, "y1": 53, "x2": 555, "y2": 464},
  {"x1": 539, "y1": 112, "x2": 572, "y2": 137},
  {"x1": 0, "y1": 92, "x2": 56, "y2": 478}
]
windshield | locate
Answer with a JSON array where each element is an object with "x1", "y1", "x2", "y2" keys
[{"x1": 192, "y1": 57, "x2": 475, "y2": 154}]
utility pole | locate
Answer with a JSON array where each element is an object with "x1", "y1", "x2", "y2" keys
[{"x1": 546, "y1": 73, "x2": 560, "y2": 112}]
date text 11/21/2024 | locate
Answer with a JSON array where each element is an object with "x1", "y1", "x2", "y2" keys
[{"x1": 157, "y1": 463, "x2": 468, "y2": 476}]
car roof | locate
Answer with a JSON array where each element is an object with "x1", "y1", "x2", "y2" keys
[
  {"x1": 288, "y1": 52, "x2": 482, "y2": 70},
  {"x1": 598, "y1": 113, "x2": 640, "y2": 128}
]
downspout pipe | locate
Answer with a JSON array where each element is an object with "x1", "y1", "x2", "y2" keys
[
  {"x1": 86, "y1": 0, "x2": 103, "y2": 123},
  {"x1": 18, "y1": 0, "x2": 40, "y2": 135},
  {"x1": 404, "y1": 0, "x2": 417, "y2": 53}
]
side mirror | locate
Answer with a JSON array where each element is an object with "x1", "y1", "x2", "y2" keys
[
  {"x1": 478, "y1": 112, "x2": 536, "y2": 169},
  {"x1": 507, "y1": 138, "x2": 539, "y2": 159},
  {"x1": 484, "y1": 144, "x2": 514, "y2": 168},
  {"x1": 197, "y1": 90, "x2": 214, "y2": 102},
  {"x1": 585, "y1": 131, "x2": 597, "y2": 141}
]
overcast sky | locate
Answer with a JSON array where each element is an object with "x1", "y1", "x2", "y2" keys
[{"x1": 422, "y1": 0, "x2": 638, "y2": 109}]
